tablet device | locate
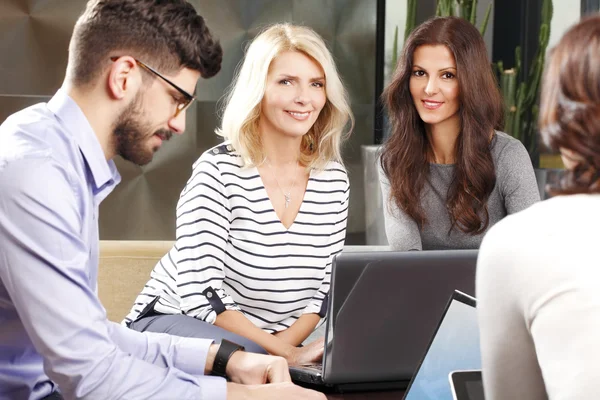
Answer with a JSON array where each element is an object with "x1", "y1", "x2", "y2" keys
[
  {"x1": 449, "y1": 370, "x2": 484, "y2": 400},
  {"x1": 403, "y1": 291, "x2": 481, "y2": 400}
]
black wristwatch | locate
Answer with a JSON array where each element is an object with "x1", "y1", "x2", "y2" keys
[{"x1": 211, "y1": 339, "x2": 245, "y2": 378}]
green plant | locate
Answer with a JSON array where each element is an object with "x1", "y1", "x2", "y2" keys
[
  {"x1": 435, "y1": 0, "x2": 492, "y2": 35},
  {"x1": 391, "y1": 25, "x2": 399, "y2": 71},
  {"x1": 397, "y1": 0, "x2": 491, "y2": 69},
  {"x1": 404, "y1": 0, "x2": 418, "y2": 41},
  {"x1": 390, "y1": 0, "x2": 417, "y2": 69},
  {"x1": 496, "y1": 0, "x2": 553, "y2": 164}
]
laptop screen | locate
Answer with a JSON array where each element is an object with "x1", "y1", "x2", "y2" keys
[{"x1": 404, "y1": 291, "x2": 482, "y2": 400}]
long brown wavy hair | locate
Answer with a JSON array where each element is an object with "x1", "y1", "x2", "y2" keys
[
  {"x1": 539, "y1": 14, "x2": 600, "y2": 195},
  {"x1": 380, "y1": 16, "x2": 503, "y2": 234}
]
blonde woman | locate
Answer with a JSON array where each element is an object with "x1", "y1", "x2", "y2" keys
[{"x1": 124, "y1": 23, "x2": 353, "y2": 367}]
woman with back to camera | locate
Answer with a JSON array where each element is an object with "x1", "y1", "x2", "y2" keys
[
  {"x1": 477, "y1": 14, "x2": 600, "y2": 399},
  {"x1": 379, "y1": 16, "x2": 540, "y2": 251},
  {"x1": 123, "y1": 23, "x2": 353, "y2": 366}
]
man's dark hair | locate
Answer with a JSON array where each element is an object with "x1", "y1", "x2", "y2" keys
[{"x1": 68, "y1": 0, "x2": 222, "y2": 86}]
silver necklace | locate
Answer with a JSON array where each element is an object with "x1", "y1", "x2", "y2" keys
[{"x1": 266, "y1": 159, "x2": 299, "y2": 209}]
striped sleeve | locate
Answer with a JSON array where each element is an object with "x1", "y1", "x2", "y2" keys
[
  {"x1": 302, "y1": 176, "x2": 349, "y2": 317},
  {"x1": 174, "y1": 154, "x2": 241, "y2": 323}
]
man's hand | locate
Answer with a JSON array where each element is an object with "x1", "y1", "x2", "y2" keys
[
  {"x1": 285, "y1": 337, "x2": 325, "y2": 366},
  {"x1": 226, "y1": 351, "x2": 291, "y2": 384},
  {"x1": 227, "y1": 382, "x2": 327, "y2": 400}
]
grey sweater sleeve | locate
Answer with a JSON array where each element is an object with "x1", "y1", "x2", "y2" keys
[
  {"x1": 495, "y1": 138, "x2": 541, "y2": 213},
  {"x1": 378, "y1": 165, "x2": 422, "y2": 251}
]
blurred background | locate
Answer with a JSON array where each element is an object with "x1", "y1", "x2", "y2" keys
[{"x1": 0, "y1": 0, "x2": 597, "y2": 244}]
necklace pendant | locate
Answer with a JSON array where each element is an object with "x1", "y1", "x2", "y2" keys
[{"x1": 284, "y1": 194, "x2": 291, "y2": 208}]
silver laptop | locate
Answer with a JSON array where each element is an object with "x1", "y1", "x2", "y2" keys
[
  {"x1": 403, "y1": 290, "x2": 483, "y2": 400},
  {"x1": 290, "y1": 250, "x2": 478, "y2": 392}
]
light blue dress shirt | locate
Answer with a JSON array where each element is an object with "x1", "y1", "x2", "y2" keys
[{"x1": 0, "y1": 90, "x2": 226, "y2": 400}]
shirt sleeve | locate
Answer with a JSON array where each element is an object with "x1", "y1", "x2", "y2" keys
[
  {"x1": 302, "y1": 178, "x2": 349, "y2": 317},
  {"x1": 496, "y1": 139, "x2": 541, "y2": 213},
  {"x1": 175, "y1": 155, "x2": 241, "y2": 323},
  {"x1": 378, "y1": 164, "x2": 422, "y2": 251},
  {"x1": 0, "y1": 159, "x2": 226, "y2": 400},
  {"x1": 106, "y1": 321, "x2": 212, "y2": 376}
]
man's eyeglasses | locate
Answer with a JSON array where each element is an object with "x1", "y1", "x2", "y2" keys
[{"x1": 110, "y1": 57, "x2": 196, "y2": 118}]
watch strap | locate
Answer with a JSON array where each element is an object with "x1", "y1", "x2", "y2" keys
[{"x1": 211, "y1": 339, "x2": 245, "y2": 378}]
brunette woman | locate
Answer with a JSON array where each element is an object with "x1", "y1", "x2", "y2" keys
[{"x1": 380, "y1": 16, "x2": 539, "y2": 250}]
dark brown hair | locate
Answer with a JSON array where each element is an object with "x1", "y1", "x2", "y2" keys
[
  {"x1": 68, "y1": 0, "x2": 223, "y2": 86},
  {"x1": 539, "y1": 14, "x2": 600, "y2": 195},
  {"x1": 380, "y1": 16, "x2": 503, "y2": 234}
]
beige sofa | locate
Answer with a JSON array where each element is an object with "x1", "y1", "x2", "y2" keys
[
  {"x1": 98, "y1": 241, "x2": 390, "y2": 323},
  {"x1": 98, "y1": 241, "x2": 173, "y2": 322}
]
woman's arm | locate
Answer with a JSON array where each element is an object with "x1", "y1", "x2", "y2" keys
[
  {"x1": 272, "y1": 314, "x2": 321, "y2": 346},
  {"x1": 215, "y1": 311, "x2": 322, "y2": 366},
  {"x1": 497, "y1": 139, "x2": 541, "y2": 213},
  {"x1": 215, "y1": 311, "x2": 292, "y2": 356},
  {"x1": 175, "y1": 153, "x2": 241, "y2": 322},
  {"x1": 476, "y1": 220, "x2": 542, "y2": 400}
]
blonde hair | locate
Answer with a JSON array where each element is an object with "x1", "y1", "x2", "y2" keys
[{"x1": 216, "y1": 23, "x2": 353, "y2": 170}]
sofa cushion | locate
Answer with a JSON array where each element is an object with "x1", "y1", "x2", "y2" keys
[{"x1": 98, "y1": 241, "x2": 173, "y2": 322}]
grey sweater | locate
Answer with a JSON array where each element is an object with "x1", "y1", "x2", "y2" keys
[{"x1": 379, "y1": 131, "x2": 540, "y2": 251}]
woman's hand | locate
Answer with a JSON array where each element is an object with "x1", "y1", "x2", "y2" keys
[{"x1": 283, "y1": 337, "x2": 325, "y2": 366}]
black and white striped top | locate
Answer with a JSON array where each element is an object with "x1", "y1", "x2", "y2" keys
[{"x1": 124, "y1": 143, "x2": 349, "y2": 333}]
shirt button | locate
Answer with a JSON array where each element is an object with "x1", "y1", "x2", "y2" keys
[
  {"x1": 226, "y1": 145, "x2": 232, "y2": 151},
  {"x1": 207, "y1": 292, "x2": 213, "y2": 298}
]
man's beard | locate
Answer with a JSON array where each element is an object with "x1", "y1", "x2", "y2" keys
[{"x1": 112, "y1": 95, "x2": 173, "y2": 166}]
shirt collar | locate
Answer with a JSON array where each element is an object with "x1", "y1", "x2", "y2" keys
[{"x1": 47, "y1": 89, "x2": 121, "y2": 192}]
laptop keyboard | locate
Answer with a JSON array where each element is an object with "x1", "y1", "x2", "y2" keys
[{"x1": 297, "y1": 363, "x2": 323, "y2": 372}]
